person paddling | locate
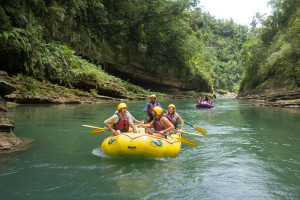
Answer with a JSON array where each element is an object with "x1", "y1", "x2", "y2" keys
[
  {"x1": 104, "y1": 103, "x2": 138, "y2": 135},
  {"x1": 140, "y1": 106, "x2": 174, "y2": 138},
  {"x1": 208, "y1": 98, "x2": 213, "y2": 105},
  {"x1": 142, "y1": 94, "x2": 161, "y2": 124},
  {"x1": 164, "y1": 104, "x2": 184, "y2": 136}
]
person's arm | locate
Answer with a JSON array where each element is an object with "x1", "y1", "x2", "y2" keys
[
  {"x1": 127, "y1": 114, "x2": 138, "y2": 133},
  {"x1": 127, "y1": 111, "x2": 140, "y2": 124},
  {"x1": 140, "y1": 120, "x2": 153, "y2": 128},
  {"x1": 159, "y1": 117, "x2": 174, "y2": 135},
  {"x1": 143, "y1": 102, "x2": 149, "y2": 112},
  {"x1": 156, "y1": 102, "x2": 161, "y2": 107},
  {"x1": 104, "y1": 115, "x2": 118, "y2": 134},
  {"x1": 177, "y1": 115, "x2": 184, "y2": 135}
]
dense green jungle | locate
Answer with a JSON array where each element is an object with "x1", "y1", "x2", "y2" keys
[{"x1": 0, "y1": 0, "x2": 299, "y2": 99}]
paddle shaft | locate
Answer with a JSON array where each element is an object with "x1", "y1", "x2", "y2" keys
[
  {"x1": 162, "y1": 109, "x2": 207, "y2": 133},
  {"x1": 82, "y1": 125, "x2": 102, "y2": 129},
  {"x1": 181, "y1": 131, "x2": 204, "y2": 137},
  {"x1": 162, "y1": 108, "x2": 196, "y2": 127},
  {"x1": 132, "y1": 111, "x2": 143, "y2": 117},
  {"x1": 183, "y1": 120, "x2": 194, "y2": 128},
  {"x1": 83, "y1": 125, "x2": 128, "y2": 134},
  {"x1": 143, "y1": 127, "x2": 196, "y2": 146}
]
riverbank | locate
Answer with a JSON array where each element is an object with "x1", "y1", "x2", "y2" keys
[
  {"x1": 5, "y1": 75, "x2": 150, "y2": 104},
  {"x1": 5, "y1": 74, "x2": 220, "y2": 104},
  {"x1": 236, "y1": 91, "x2": 300, "y2": 108}
]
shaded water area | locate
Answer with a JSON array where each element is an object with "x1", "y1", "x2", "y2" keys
[{"x1": 1, "y1": 98, "x2": 300, "y2": 199}]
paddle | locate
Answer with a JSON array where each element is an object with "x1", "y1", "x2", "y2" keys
[
  {"x1": 82, "y1": 125, "x2": 114, "y2": 135},
  {"x1": 132, "y1": 111, "x2": 144, "y2": 117},
  {"x1": 82, "y1": 125, "x2": 103, "y2": 129},
  {"x1": 143, "y1": 127, "x2": 197, "y2": 147},
  {"x1": 183, "y1": 120, "x2": 207, "y2": 134},
  {"x1": 90, "y1": 128, "x2": 107, "y2": 135},
  {"x1": 181, "y1": 130, "x2": 204, "y2": 137},
  {"x1": 162, "y1": 108, "x2": 207, "y2": 134}
]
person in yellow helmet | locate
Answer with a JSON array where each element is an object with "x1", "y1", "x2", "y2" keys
[
  {"x1": 164, "y1": 104, "x2": 184, "y2": 136},
  {"x1": 142, "y1": 94, "x2": 161, "y2": 124},
  {"x1": 140, "y1": 106, "x2": 174, "y2": 138},
  {"x1": 104, "y1": 103, "x2": 138, "y2": 135}
]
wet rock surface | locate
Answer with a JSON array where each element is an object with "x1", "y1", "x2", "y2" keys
[{"x1": 0, "y1": 71, "x2": 22, "y2": 151}]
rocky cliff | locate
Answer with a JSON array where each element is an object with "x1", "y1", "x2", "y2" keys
[
  {"x1": 0, "y1": 71, "x2": 21, "y2": 151},
  {"x1": 103, "y1": 61, "x2": 212, "y2": 93}
]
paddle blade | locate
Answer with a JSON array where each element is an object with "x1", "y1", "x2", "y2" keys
[
  {"x1": 90, "y1": 128, "x2": 106, "y2": 135},
  {"x1": 194, "y1": 126, "x2": 207, "y2": 134},
  {"x1": 177, "y1": 137, "x2": 197, "y2": 147}
]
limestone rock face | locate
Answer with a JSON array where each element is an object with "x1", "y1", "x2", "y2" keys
[
  {"x1": 236, "y1": 91, "x2": 300, "y2": 108},
  {"x1": 0, "y1": 71, "x2": 21, "y2": 151},
  {"x1": 104, "y1": 61, "x2": 213, "y2": 93}
]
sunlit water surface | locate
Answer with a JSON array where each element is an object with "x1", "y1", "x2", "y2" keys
[{"x1": 1, "y1": 98, "x2": 299, "y2": 199}]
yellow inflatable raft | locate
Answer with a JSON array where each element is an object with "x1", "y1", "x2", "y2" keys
[{"x1": 101, "y1": 128, "x2": 181, "y2": 158}]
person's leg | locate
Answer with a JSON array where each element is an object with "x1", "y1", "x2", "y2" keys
[
  {"x1": 144, "y1": 116, "x2": 150, "y2": 124},
  {"x1": 152, "y1": 133, "x2": 163, "y2": 138},
  {"x1": 145, "y1": 129, "x2": 155, "y2": 135},
  {"x1": 144, "y1": 114, "x2": 153, "y2": 124}
]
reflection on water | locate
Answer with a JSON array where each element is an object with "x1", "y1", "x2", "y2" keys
[{"x1": 0, "y1": 99, "x2": 300, "y2": 199}]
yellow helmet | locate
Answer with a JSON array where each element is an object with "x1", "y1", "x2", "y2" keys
[
  {"x1": 150, "y1": 94, "x2": 156, "y2": 98},
  {"x1": 168, "y1": 104, "x2": 176, "y2": 109},
  {"x1": 117, "y1": 103, "x2": 127, "y2": 111},
  {"x1": 153, "y1": 106, "x2": 163, "y2": 116}
]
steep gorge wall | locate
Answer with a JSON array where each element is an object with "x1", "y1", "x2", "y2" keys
[{"x1": 39, "y1": 2, "x2": 212, "y2": 93}]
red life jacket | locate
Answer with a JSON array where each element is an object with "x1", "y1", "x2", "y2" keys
[
  {"x1": 153, "y1": 116, "x2": 165, "y2": 131},
  {"x1": 113, "y1": 113, "x2": 129, "y2": 132},
  {"x1": 147, "y1": 102, "x2": 157, "y2": 115},
  {"x1": 164, "y1": 114, "x2": 178, "y2": 129}
]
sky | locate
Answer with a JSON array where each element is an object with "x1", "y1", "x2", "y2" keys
[{"x1": 198, "y1": 0, "x2": 272, "y2": 26}]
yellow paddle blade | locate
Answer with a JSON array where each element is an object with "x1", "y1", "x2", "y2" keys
[
  {"x1": 181, "y1": 131, "x2": 204, "y2": 137},
  {"x1": 176, "y1": 137, "x2": 197, "y2": 147},
  {"x1": 82, "y1": 125, "x2": 101, "y2": 129},
  {"x1": 90, "y1": 128, "x2": 106, "y2": 135},
  {"x1": 194, "y1": 126, "x2": 207, "y2": 134}
]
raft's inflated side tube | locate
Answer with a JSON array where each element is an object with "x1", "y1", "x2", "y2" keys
[
  {"x1": 195, "y1": 103, "x2": 215, "y2": 108},
  {"x1": 101, "y1": 128, "x2": 181, "y2": 158}
]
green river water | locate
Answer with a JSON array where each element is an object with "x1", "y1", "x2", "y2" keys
[{"x1": 0, "y1": 98, "x2": 300, "y2": 199}]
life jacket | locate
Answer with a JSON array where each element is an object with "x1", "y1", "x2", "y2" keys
[
  {"x1": 153, "y1": 116, "x2": 165, "y2": 131},
  {"x1": 147, "y1": 102, "x2": 157, "y2": 115},
  {"x1": 164, "y1": 113, "x2": 178, "y2": 129},
  {"x1": 113, "y1": 113, "x2": 129, "y2": 132}
]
